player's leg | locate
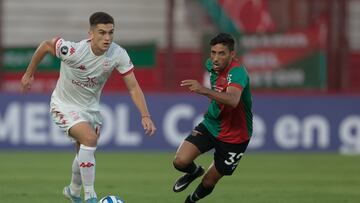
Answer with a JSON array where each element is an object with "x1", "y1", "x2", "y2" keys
[
  {"x1": 185, "y1": 139, "x2": 250, "y2": 202},
  {"x1": 173, "y1": 140, "x2": 201, "y2": 173},
  {"x1": 185, "y1": 163, "x2": 222, "y2": 203},
  {"x1": 67, "y1": 144, "x2": 82, "y2": 197},
  {"x1": 51, "y1": 106, "x2": 85, "y2": 203},
  {"x1": 173, "y1": 124, "x2": 213, "y2": 192},
  {"x1": 69, "y1": 122, "x2": 98, "y2": 202},
  {"x1": 62, "y1": 143, "x2": 84, "y2": 203},
  {"x1": 173, "y1": 140, "x2": 205, "y2": 193}
]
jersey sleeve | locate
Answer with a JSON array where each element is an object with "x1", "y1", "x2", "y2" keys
[
  {"x1": 54, "y1": 38, "x2": 78, "y2": 62},
  {"x1": 115, "y1": 48, "x2": 134, "y2": 76},
  {"x1": 228, "y1": 65, "x2": 249, "y2": 89}
]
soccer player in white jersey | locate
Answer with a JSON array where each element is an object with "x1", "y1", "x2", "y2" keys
[{"x1": 20, "y1": 12, "x2": 156, "y2": 203}]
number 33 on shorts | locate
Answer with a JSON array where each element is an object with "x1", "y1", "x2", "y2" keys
[{"x1": 224, "y1": 152, "x2": 244, "y2": 170}]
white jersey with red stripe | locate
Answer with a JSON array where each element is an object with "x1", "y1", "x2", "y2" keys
[{"x1": 51, "y1": 38, "x2": 133, "y2": 111}]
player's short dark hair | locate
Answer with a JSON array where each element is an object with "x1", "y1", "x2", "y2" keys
[
  {"x1": 89, "y1": 12, "x2": 114, "y2": 27},
  {"x1": 210, "y1": 33, "x2": 235, "y2": 51}
]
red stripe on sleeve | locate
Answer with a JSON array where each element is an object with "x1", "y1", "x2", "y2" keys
[
  {"x1": 120, "y1": 68, "x2": 134, "y2": 76},
  {"x1": 228, "y1": 83, "x2": 243, "y2": 90}
]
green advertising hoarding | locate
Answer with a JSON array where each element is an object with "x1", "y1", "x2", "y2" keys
[
  {"x1": 4, "y1": 43, "x2": 156, "y2": 72},
  {"x1": 202, "y1": 22, "x2": 327, "y2": 89},
  {"x1": 4, "y1": 47, "x2": 60, "y2": 72},
  {"x1": 237, "y1": 24, "x2": 327, "y2": 89}
]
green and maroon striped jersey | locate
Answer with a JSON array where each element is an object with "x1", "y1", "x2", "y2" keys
[{"x1": 201, "y1": 58, "x2": 253, "y2": 144}]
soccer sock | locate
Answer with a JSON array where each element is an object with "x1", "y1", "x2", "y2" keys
[
  {"x1": 78, "y1": 144, "x2": 97, "y2": 200},
  {"x1": 174, "y1": 161, "x2": 197, "y2": 174},
  {"x1": 189, "y1": 183, "x2": 214, "y2": 202},
  {"x1": 69, "y1": 154, "x2": 82, "y2": 197}
]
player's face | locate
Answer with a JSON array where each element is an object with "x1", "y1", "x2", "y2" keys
[
  {"x1": 89, "y1": 24, "x2": 114, "y2": 55},
  {"x1": 210, "y1": 43, "x2": 234, "y2": 73}
]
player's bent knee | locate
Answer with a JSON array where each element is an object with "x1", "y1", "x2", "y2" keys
[
  {"x1": 81, "y1": 135, "x2": 98, "y2": 147},
  {"x1": 173, "y1": 156, "x2": 189, "y2": 169}
]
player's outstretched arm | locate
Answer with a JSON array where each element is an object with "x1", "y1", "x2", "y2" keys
[
  {"x1": 123, "y1": 72, "x2": 156, "y2": 136},
  {"x1": 181, "y1": 79, "x2": 242, "y2": 108},
  {"x1": 21, "y1": 38, "x2": 57, "y2": 92}
]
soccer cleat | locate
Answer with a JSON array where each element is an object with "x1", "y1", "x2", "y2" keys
[
  {"x1": 185, "y1": 195, "x2": 196, "y2": 203},
  {"x1": 173, "y1": 166, "x2": 205, "y2": 193},
  {"x1": 85, "y1": 197, "x2": 97, "y2": 203},
  {"x1": 63, "y1": 186, "x2": 82, "y2": 203}
]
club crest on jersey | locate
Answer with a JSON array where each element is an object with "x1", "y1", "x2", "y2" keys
[
  {"x1": 103, "y1": 60, "x2": 111, "y2": 72},
  {"x1": 218, "y1": 77, "x2": 227, "y2": 86},
  {"x1": 70, "y1": 47, "x2": 75, "y2": 55},
  {"x1": 60, "y1": 46, "x2": 68, "y2": 55}
]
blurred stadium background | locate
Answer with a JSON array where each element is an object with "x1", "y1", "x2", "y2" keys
[{"x1": 0, "y1": 0, "x2": 359, "y2": 202}]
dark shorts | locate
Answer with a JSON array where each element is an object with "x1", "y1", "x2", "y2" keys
[{"x1": 185, "y1": 123, "x2": 249, "y2": 176}]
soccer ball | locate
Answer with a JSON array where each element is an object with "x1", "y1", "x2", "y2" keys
[{"x1": 98, "y1": 195, "x2": 125, "y2": 203}]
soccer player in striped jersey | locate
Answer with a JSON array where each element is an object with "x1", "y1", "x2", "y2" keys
[
  {"x1": 173, "y1": 33, "x2": 253, "y2": 203},
  {"x1": 21, "y1": 12, "x2": 156, "y2": 203}
]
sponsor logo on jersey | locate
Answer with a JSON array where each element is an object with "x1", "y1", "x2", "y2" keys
[
  {"x1": 71, "y1": 76, "x2": 98, "y2": 88},
  {"x1": 60, "y1": 46, "x2": 68, "y2": 55},
  {"x1": 86, "y1": 77, "x2": 97, "y2": 84}
]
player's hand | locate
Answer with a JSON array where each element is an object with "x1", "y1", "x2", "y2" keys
[
  {"x1": 141, "y1": 116, "x2": 156, "y2": 136},
  {"x1": 180, "y1": 79, "x2": 207, "y2": 94},
  {"x1": 20, "y1": 73, "x2": 34, "y2": 93}
]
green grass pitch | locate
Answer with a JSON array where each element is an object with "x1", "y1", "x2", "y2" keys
[{"x1": 0, "y1": 151, "x2": 359, "y2": 203}]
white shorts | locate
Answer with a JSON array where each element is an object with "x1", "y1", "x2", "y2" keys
[{"x1": 50, "y1": 103, "x2": 102, "y2": 140}]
